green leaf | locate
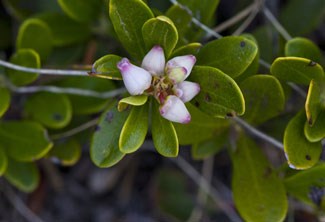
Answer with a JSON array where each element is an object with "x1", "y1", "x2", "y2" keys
[
  {"x1": 196, "y1": 36, "x2": 258, "y2": 78},
  {"x1": 231, "y1": 135, "x2": 288, "y2": 222},
  {"x1": 280, "y1": 0, "x2": 325, "y2": 36},
  {"x1": 0, "y1": 146, "x2": 8, "y2": 176},
  {"x1": 119, "y1": 102, "x2": 148, "y2": 153},
  {"x1": 90, "y1": 104, "x2": 129, "y2": 167},
  {"x1": 55, "y1": 76, "x2": 117, "y2": 115},
  {"x1": 191, "y1": 131, "x2": 228, "y2": 160},
  {"x1": 170, "y1": 43, "x2": 202, "y2": 58},
  {"x1": 109, "y1": 0, "x2": 154, "y2": 61},
  {"x1": 24, "y1": 92, "x2": 72, "y2": 129},
  {"x1": 4, "y1": 158, "x2": 40, "y2": 193},
  {"x1": 118, "y1": 95, "x2": 148, "y2": 112},
  {"x1": 284, "y1": 163, "x2": 325, "y2": 206},
  {"x1": 152, "y1": 100, "x2": 178, "y2": 157},
  {"x1": 285, "y1": 37, "x2": 322, "y2": 63},
  {"x1": 304, "y1": 110, "x2": 325, "y2": 142},
  {"x1": 6, "y1": 49, "x2": 40, "y2": 86},
  {"x1": 174, "y1": 103, "x2": 229, "y2": 145},
  {"x1": 305, "y1": 79, "x2": 325, "y2": 126},
  {"x1": 142, "y1": 16, "x2": 178, "y2": 58},
  {"x1": 0, "y1": 121, "x2": 53, "y2": 162},
  {"x1": 48, "y1": 139, "x2": 81, "y2": 166},
  {"x1": 189, "y1": 66, "x2": 245, "y2": 118},
  {"x1": 16, "y1": 18, "x2": 53, "y2": 60},
  {"x1": 271, "y1": 57, "x2": 324, "y2": 85},
  {"x1": 240, "y1": 75, "x2": 285, "y2": 125},
  {"x1": 36, "y1": 12, "x2": 91, "y2": 46},
  {"x1": 0, "y1": 88, "x2": 10, "y2": 118},
  {"x1": 284, "y1": 111, "x2": 322, "y2": 170},
  {"x1": 58, "y1": 0, "x2": 102, "y2": 23},
  {"x1": 91, "y1": 54, "x2": 122, "y2": 80}
]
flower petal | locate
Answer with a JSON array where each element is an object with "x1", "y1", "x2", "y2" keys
[
  {"x1": 167, "y1": 66, "x2": 187, "y2": 84},
  {"x1": 159, "y1": 95, "x2": 191, "y2": 124},
  {"x1": 117, "y1": 58, "x2": 152, "y2": 95},
  {"x1": 166, "y1": 55, "x2": 196, "y2": 81},
  {"x1": 176, "y1": 81, "x2": 200, "y2": 102},
  {"x1": 141, "y1": 45, "x2": 165, "y2": 76}
]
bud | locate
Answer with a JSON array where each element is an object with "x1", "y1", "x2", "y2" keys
[
  {"x1": 141, "y1": 45, "x2": 165, "y2": 76},
  {"x1": 166, "y1": 55, "x2": 196, "y2": 81},
  {"x1": 159, "y1": 95, "x2": 191, "y2": 124},
  {"x1": 176, "y1": 81, "x2": 200, "y2": 102}
]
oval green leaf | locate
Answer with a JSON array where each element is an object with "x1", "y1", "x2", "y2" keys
[
  {"x1": 304, "y1": 110, "x2": 325, "y2": 142},
  {"x1": 118, "y1": 95, "x2": 148, "y2": 111},
  {"x1": 285, "y1": 37, "x2": 322, "y2": 63},
  {"x1": 90, "y1": 104, "x2": 129, "y2": 167},
  {"x1": 0, "y1": 88, "x2": 10, "y2": 118},
  {"x1": 305, "y1": 79, "x2": 325, "y2": 126},
  {"x1": 232, "y1": 135, "x2": 288, "y2": 222},
  {"x1": 6, "y1": 49, "x2": 40, "y2": 86},
  {"x1": 58, "y1": 0, "x2": 102, "y2": 23},
  {"x1": 0, "y1": 121, "x2": 53, "y2": 161},
  {"x1": 91, "y1": 54, "x2": 122, "y2": 80},
  {"x1": 284, "y1": 111, "x2": 322, "y2": 169},
  {"x1": 16, "y1": 18, "x2": 53, "y2": 60},
  {"x1": 4, "y1": 158, "x2": 40, "y2": 193},
  {"x1": 119, "y1": 102, "x2": 148, "y2": 153},
  {"x1": 109, "y1": 0, "x2": 154, "y2": 61},
  {"x1": 152, "y1": 100, "x2": 178, "y2": 157},
  {"x1": 142, "y1": 16, "x2": 178, "y2": 58},
  {"x1": 24, "y1": 92, "x2": 72, "y2": 129},
  {"x1": 48, "y1": 139, "x2": 81, "y2": 166},
  {"x1": 196, "y1": 36, "x2": 258, "y2": 78},
  {"x1": 174, "y1": 103, "x2": 229, "y2": 145},
  {"x1": 170, "y1": 43, "x2": 202, "y2": 58},
  {"x1": 189, "y1": 66, "x2": 245, "y2": 118},
  {"x1": 240, "y1": 75, "x2": 285, "y2": 125},
  {"x1": 0, "y1": 146, "x2": 8, "y2": 176},
  {"x1": 271, "y1": 57, "x2": 324, "y2": 85}
]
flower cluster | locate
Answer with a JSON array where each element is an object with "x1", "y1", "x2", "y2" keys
[{"x1": 117, "y1": 45, "x2": 200, "y2": 124}]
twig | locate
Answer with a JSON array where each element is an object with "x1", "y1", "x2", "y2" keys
[
  {"x1": 0, "y1": 181, "x2": 45, "y2": 222},
  {"x1": 263, "y1": 7, "x2": 292, "y2": 41},
  {"x1": 0, "y1": 59, "x2": 89, "y2": 76},
  {"x1": 232, "y1": 5, "x2": 259, "y2": 36},
  {"x1": 232, "y1": 116, "x2": 284, "y2": 150},
  {"x1": 287, "y1": 82, "x2": 307, "y2": 98},
  {"x1": 173, "y1": 156, "x2": 242, "y2": 222},
  {"x1": 188, "y1": 157, "x2": 215, "y2": 222},
  {"x1": 50, "y1": 118, "x2": 99, "y2": 140}
]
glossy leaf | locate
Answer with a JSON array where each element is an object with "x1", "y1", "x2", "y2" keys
[
  {"x1": 285, "y1": 37, "x2": 322, "y2": 63},
  {"x1": 90, "y1": 104, "x2": 129, "y2": 168},
  {"x1": 305, "y1": 79, "x2": 325, "y2": 126},
  {"x1": 36, "y1": 12, "x2": 91, "y2": 46},
  {"x1": 280, "y1": 0, "x2": 325, "y2": 36},
  {"x1": 284, "y1": 111, "x2": 322, "y2": 169},
  {"x1": 6, "y1": 49, "x2": 40, "y2": 86},
  {"x1": 196, "y1": 36, "x2": 258, "y2": 78},
  {"x1": 91, "y1": 54, "x2": 122, "y2": 80},
  {"x1": 49, "y1": 139, "x2": 81, "y2": 166},
  {"x1": 240, "y1": 75, "x2": 285, "y2": 125},
  {"x1": 24, "y1": 92, "x2": 72, "y2": 129},
  {"x1": 284, "y1": 163, "x2": 325, "y2": 206},
  {"x1": 55, "y1": 76, "x2": 117, "y2": 115},
  {"x1": 109, "y1": 0, "x2": 154, "y2": 61},
  {"x1": 58, "y1": 0, "x2": 102, "y2": 22},
  {"x1": 170, "y1": 43, "x2": 202, "y2": 58},
  {"x1": 0, "y1": 121, "x2": 53, "y2": 162},
  {"x1": 232, "y1": 135, "x2": 288, "y2": 222},
  {"x1": 0, "y1": 146, "x2": 8, "y2": 176},
  {"x1": 152, "y1": 100, "x2": 178, "y2": 157},
  {"x1": 142, "y1": 16, "x2": 178, "y2": 58},
  {"x1": 189, "y1": 66, "x2": 245, "y2": 118},
  {"x1": 118, "y1": 95, "x2": 148, "y2": 111},
  {"x1": 16, "y1": 18, "x2": 53, "y2": 60},
  {"x1": 174, "y1": 103, "x2": 229, "y2": 145},
  {"x1": 119, "y1": 103, "x2": 148, "y2": 153},
  {"x1": 0, "y1": 88, "x2": 10, "y2": 118},
  {"x1": 4, "y1": 158, "x2": 40, "y2": 192},
  {"x1": 304, "y1": 110, "x2": 325, "y2": 142},
  {"x1": 271, "y1": 57, "x2": 324, "y2": 85}
]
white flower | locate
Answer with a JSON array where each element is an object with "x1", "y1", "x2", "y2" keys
[{"x1": 117, "y1": 45, "x2": 200, "y2": 124}]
